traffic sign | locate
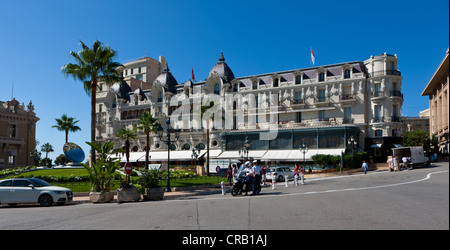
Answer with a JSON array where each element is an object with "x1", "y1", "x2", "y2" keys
[{"x1": 125, "y1": 162, "x2": 133, "y2": 175}]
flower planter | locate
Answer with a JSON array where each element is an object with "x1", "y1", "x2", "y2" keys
[
  {"x1": 143, "y1": 187, "x2": 165, "y2": 201},
  {"x1": 89, "y1": 191, "x2": 114, "y2": 203},
  {"x1": 117, "y1": 187, "x2": 141, "y2": 203}
]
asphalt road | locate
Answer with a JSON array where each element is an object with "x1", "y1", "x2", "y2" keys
[{"x1": 1, "y1": 162, "x2": 448, "y2": 230}]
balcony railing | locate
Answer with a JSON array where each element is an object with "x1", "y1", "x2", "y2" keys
[
  {"x1": 371, "y1": 70, "x2": 401, "y2": 77},
  {"x1": 390, "y1": 91, "x2": 403, "y2": 98},
  {"x1": 339, "y1": 94, "x2": 355, "y2": 100},
  {"x1": 292, "y1": 99, "x2": 304, "y2": 105},
  {"x1": 343, "y1": 117, "x2": 354, "y2": 124}
]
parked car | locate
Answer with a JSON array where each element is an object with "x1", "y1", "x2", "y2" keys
[
  {"x1": 265, "y1": 167, "x2": 295, "y2": 182},
  {"x1": 0, "y1": 178, "x2": 73, "y2": 207}
]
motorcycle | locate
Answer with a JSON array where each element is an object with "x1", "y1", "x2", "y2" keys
[{"x1": 231, "y1": 164, "x2": 261, "y2": 196}]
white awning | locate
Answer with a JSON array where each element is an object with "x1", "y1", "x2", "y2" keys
[
  {"x1": 261, "y1": 148, "x2": 345, "y2": 162},
  {"x1": 216, "y1": 150, "x2": 268, "y2": 159},
  {"x1": 393, "y1": 144, "x2": 403, "y2": 148}
]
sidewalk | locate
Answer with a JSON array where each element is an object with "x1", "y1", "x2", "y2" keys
[
  {"x1": 72, "y1": 186, "x2": 225, "y2": 204},
  {"x1": 72, "y1": 165, "x2": 390, "y2": 204}
]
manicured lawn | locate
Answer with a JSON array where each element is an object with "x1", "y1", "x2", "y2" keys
[
  {"x1": 14, "y1": 168, "x2": 89, "y2": 177},
  {"x1": 6, "y1": 168, "x2": 227, "y2": 193}
]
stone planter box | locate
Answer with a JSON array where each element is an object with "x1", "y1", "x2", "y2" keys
[
  {"x1": 89, "y1": 191, "x2": 114, "y2": 203},
  {"x1": 117, "y1": 187, "x2": 141, "y2": 203},
  {"x1": 143, "y1": 187, "x2": 165, "y2": 201}
]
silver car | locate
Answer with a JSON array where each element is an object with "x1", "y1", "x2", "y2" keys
[
  {"x1": 265, "y1": 167, "x2": 295, "y2": 182},
  {"x1": 0, "y1": 178, "x2": 73, "y2": 207}
]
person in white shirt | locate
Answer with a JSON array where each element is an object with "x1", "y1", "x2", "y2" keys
[{"x1": 251, "y1": 160, "x2": 262, "y2": 195}]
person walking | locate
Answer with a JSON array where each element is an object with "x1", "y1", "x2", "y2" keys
[
  {"x1": 362, "y1": 160, "x2": 368, "y2": 174},
  {"x1": 261, "y1": 164, "x2": 267, "y2": 186},
  {"x1": 226, "y1": 165, "x2": 233, "y2": 185},
  {"x1": 251, "y1": 160, "x2": 262, "y2": 195}
]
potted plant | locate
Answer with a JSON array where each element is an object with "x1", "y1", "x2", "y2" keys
[
  {"x1": 137, "y1": 170, "x2": 166, "y2": 201},
  {"x1": 116, "y1": 176, "x2": 141, "y2": 203},
  {"x1": 82, "y1": 141, "x2": 121, "y2": 203}
]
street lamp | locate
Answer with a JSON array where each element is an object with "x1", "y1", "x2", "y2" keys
[
  {"x1": 299, "y1": 142, "x2": 309, "y2": 183},
  {"x1": 239, "y1": 136, "x2": 250, "y2": 161},
  {"x1": 347, "y1": 136, "x2": 358, "y2": 169},
  {"x1": 157, "y1": 118, "x2": 181, "y2": 192}
]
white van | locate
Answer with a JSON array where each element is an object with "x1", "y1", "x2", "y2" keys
[{"x1": 392, "y1": 146, "x2": 430, "y2": 169}]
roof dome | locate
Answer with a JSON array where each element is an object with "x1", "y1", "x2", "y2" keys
[
  {"x1": 209, "y1": 51, "x2": 235, "y2": 83},
  {"x1": 154, "y1": 63, "x2": 178, "y2": 93},
  {"x1": 111, "y1": 80, "x2": 132, "y2": 101}
]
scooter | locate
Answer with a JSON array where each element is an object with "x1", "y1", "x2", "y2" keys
[{"x1": 231, "y1": 174, "x2": 261, "y2": 196}]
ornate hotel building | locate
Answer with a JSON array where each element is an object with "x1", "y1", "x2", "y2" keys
[
  {"x1": 96, "y1": 51, "x2": 404, "y2": 168},
  {"x1": 422, "y1": 48, "x2": 449, "y2": 155},
  {"x1": 0, "y1": 98, "x2": 39, "y2": 169}
]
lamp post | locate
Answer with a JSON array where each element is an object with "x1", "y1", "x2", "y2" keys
[
  {"x1": 157, "y1": 118, "x2": 181, "y2": 192},
  {"x1": 300, "y1": 142, "x2": 309, "y2": 183},
  {"x1": 347, "y1": 136, "x2": 358, "y2": 169},
  {"x1": 238, "y1": 136, "x2": 250, "y2": 161},
  {"x1": 191, "y1": 145, "x2": 200, "y2": 168}
]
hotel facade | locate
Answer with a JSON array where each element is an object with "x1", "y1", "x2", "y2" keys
[
  {"x1": 95, "y1": 52, "x2": 404, "y2": 169},
  {"x1": 0, "y1": 99, "x2": 39, "y2": 169}
]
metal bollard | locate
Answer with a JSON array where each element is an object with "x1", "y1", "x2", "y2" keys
[
  {"x1": 221, "y1": 181, "x2": 226, "y2": 195},
  {"x1": 294, "y1": 175, "x2": 298, "y2": 186},
  {"x1": 301, "y1": 173, "x2": 305, "y2": 185},
  {"x1": 272, "y1": 173, "x2": 277, "y2": 190},
  {"x1": 285, "y1": 175, "x2": 289, "y2": 188}
]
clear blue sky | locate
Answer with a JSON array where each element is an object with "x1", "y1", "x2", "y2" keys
[{"x1": 0, "y1": 0, "x2": 448, "y2": 162}]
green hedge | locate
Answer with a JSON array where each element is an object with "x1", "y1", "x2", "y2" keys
[{"x1": 312, "y1": 152, "x2": 367, "y2": 170}]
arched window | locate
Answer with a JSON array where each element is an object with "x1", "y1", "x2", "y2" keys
[{"x1": 214, "y1": 83, "x2": 220, "y2": 95}]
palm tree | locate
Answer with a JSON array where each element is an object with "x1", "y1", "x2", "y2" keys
[
  {"x1": 62, "y1": 40, "x2": 122, "y2": 164},
  {"x1": 41, "y1": 142, "x2": 54, "y2": 166},
  {"x1": 52, "y1": 114, "x2": 81, "y2": 144},
  {"x1": 201, "y1": 101, "x2": 216, "y2": 176},
  {"x1": 115, "y1": 127, "x2": 137, "y2": 164},
  {"x1": 137, "y1": 112, "x2": 160, "y2": 169}
]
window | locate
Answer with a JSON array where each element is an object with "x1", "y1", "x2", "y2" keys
[
  {"x1": 344, "y1": 69, "x2": 351, "y2": 79},
  {"x1": 8, "y1": 155, "x2": 15, "y2": 165},
  {"x1": 374, "y1": 83, "x2": 382, "y2": 97},
  {"x1": 319, "y1": 110, "x2": 326, "y2": 121},
  {"x1": 273, "y1": 78, "x2": 279, "y2": 87},
  {"x1": 295, "y1": 92, "x2": 302, "y2": 104},
  {"x1": 295, "y1": 75, "x2": 302, "y2": 85},
  {"x1": 214, "y1": 84, "x2": 220, "y2": 95},
  {"x1": 131, "y1": 68, "x2": 134, "y2": 74},
  {"x1": 318, "y1": 89, "x2": 326, "y2": 102},
  {"x1": 374, "y1": 105, "x2": 382, "y2": 122},
  {"x1": 344, "y1": 107, "x2": 352, "y2": 123},
  {"x1": 319, "y1": 72, "x2": 325, "y2": 82},
  {"x1": 9, "y1": 124, "x2": 17, "y2": 138},
  {"x1": 374, "y1": 130, "x2": 383, "y2": 137},
  {"x1": 296, "y1": 112, "x2": 302, "y2": 123}
]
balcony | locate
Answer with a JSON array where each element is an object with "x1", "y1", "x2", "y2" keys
[
  {"x1": 371, "y1": 70, "x2": 401, "y2": 77},
  {"x1": 343, "y1": 117, "x2": 354, "y2": 124},
  {"x1": 391, "y1": 116, "x2": 401, "y2": 122},
  {"x1": 390, "y1": 91, "x2": 403, "y2": 99}
]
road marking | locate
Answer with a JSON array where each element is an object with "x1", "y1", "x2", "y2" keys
[{"x1": 161, "y1": 170, "x2": 449, "y2": 203}]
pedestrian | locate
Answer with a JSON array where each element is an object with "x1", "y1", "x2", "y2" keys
[
  {"x1": 362, "y1": 160, "x2": 368, "y2": 174},
  {"x1": 231, "y1": 163, "x2": 237, "y2": 183},
  {"x1": 226, "y1": 165, "x2": 233, "y2": 185},
  {"x1": 261, "y1": 164, "x2": 267, "y2": 186},
  {"x1": 251, "y1": 160, "x2": 262, "y2": 195},
  {"x1": 294, "y1": 163, "x2": 299, "y2": 177},
  {"x1": 387, "y1": 156, "x2": 393, "y2": 172}
]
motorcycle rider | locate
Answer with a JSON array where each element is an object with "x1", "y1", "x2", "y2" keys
[{"x1": 243, "y1": 161, "x2": 253, "y2": 195}]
